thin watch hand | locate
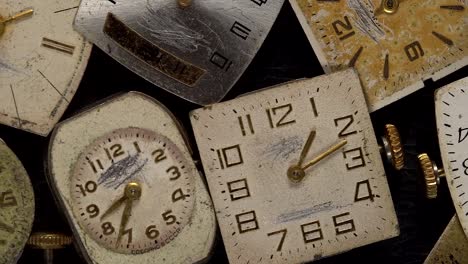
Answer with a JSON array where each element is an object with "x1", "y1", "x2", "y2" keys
[
  {"x1": 0, "y1": 9, "x2": 34, "y2": 24},
  {"x1": 100, "y1": 195, "x2": 127, "y2": 221},
  {"x1": 116, "y1": 199, "x2": 133, "y2": 246},
  {"x1": 301, "y1": 139, "x2": 348, "y2": 170},
  {"x1": 297, "y1": 130, "x2": 316, "y2": 167}
]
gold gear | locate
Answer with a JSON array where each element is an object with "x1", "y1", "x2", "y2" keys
[
  {"x1": 28, "y1": 233, "x2": 73, "y2": 250},
  {"x1": 384, "y1": 124, "x2": 405, "y2": 170},
  {"x1": 418, "y1": 153, "x2": 438, "y2": 199}
]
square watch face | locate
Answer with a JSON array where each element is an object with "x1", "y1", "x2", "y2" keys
[{"x1": 190, "y1": 70, "x2": 399, "y2": 263}]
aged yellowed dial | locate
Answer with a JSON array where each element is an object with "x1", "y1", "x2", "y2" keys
[
  {"x1": 0, "y1": 0, "x2": 92, "y2": 136},
  {"x1": 190, "y1": 69, "x2": 399, "y2": 263},
  {"x1": 70, "y1": 128, "x2": 195, "y2": 254},
  {"x1": 0, "y1": 139, "x2": 35, "y2": 264},
  {"x1": 48, "y1": 92, "x2": 215, "y2": 263},
  {"x1": 290, "y1": 0, "x2": 467, "y2": 111}
]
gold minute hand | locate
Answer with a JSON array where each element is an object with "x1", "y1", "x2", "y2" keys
[
  {"x1": 116, "y1": 199, "x2": 133, "y2": 246},
  {"x1": 0, "y1": 9, "x2": 34, "y2": 24},
  {"x1": 301, "y1": 139, "x2": 348, "y2": 170}
]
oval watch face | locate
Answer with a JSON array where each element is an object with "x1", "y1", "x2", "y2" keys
[
  {"x1": 0, "y1": 0, "x2": 91, "y2": 136},
  {"x1": 435, "y1": 77, "x2": 468, "y2": 238},
  {"x1": 290, "y1": 0, "x2": 467, "y2": 111},
  {"x1": 70, "y1": 128, "x2": 195, "y2": 254},
  {"x1": 0, "y1": 141, "x2": 34, "y2": 264}
]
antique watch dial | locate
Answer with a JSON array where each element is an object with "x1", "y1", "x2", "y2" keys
[
  {"x1": 73, "y1": 0, "x2": 284, "y2": 105},
  {"x1": 191, "y1": 69, "x2": 399, "y2": 263},
  {"x1": 435, "y1": 77, "x2": 468, "y2": 238},
  {"x1": 424, "y1": 216, "x2": 468, "y2": 264},
  {"x1": 48, "y1": 92, "x2": 215, "y2": 263},
  {"x1": 0, "y1": 0, "x2": 92, "y2": 136},
  {"x1": 290, "y1": 0, "x2": 467, "y2": 111},
  {"x1": 0, "y1": 139, "x2": 35, "y2": 264},
  {"x1": 70, "y1": 128, "x2": 194, "y2": 254}
]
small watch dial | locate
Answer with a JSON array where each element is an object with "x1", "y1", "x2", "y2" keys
[{"x1": 70, "y1": 128, "x2": 195, "y2": 254}]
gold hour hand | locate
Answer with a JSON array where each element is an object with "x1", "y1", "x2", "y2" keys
[
  {"x1": 0, "y1": 9, "x2": 34, "y2": 24},
  {"x1": 297, "y1": 130, "x2": 316, "y2": 167},
  {"x1": 100, "y1": 195, "x2": 127, "y2": 221}
]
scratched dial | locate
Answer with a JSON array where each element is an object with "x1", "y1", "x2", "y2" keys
[
  {"x1": 290, "y1": 0, "x2": 467, "y2": 111},
  {"x1": 70, "y1": 127, "x2": 195, "y2": 254},
  {"x1": 435, "y1": 77, "x2": 468, "y2": 238},
  {"x1": 0, "y1": 140, "x2": 34, "y2": 264},
  {"x1": 190, "y1": 70, "x2": 399, "y2": 263},
  {"x1": 0, "y1": 0, "x2": 91, "y2": 136}
]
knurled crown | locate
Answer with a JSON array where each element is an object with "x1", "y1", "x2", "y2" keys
[
  {"x1": 418, "y1": 153, "x2": 438, "y2": 199},
  {"x1": 384, "y1": 124, "x2": 404, "y2": 170},
  {"x1": 28, "y1": 233, "x2": 73, "y2": 250}
]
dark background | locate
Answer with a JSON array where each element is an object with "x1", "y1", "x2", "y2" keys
[{"x1": 2, "y1": 2, "x2": 467, "y2": 263}]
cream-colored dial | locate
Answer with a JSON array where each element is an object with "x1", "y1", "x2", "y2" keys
[
  {"x1": 0, "y1": 0, "x2": 91, "y2": 136},
  {"x1": 290, "y1": 0, "x2": 467, "y2": 111},
  {"x1": 0, "y1": 139, "x2": 34, "y2": 264},
  {"x1": 435, "y1": 77, "x2": 468, "y2": 238},
  {"x1": 70, "y1": 127, "x2": 195, "y2": 254},
  {"x1": 190, "y1": 70, "x2": 399, "y2": 263},
  {"x1": 48, "y1": 92, "x2": 215, "y2": 264}
]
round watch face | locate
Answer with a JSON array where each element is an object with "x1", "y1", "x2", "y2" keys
[
  {"x1": 290, "y1": 0, "x2": 467, "y2": 111},
  {"x1": 0, "y1": 0, "x2": 91, "y2": 136},
  {"x1": 0, "y1": 141, "x2": 35, "y2": 263},
  {"x1": 435, "y1": 77, "x2": 468, "y2": 238},
  {"x1": 70, "y1": 127, "x2": 195, "y2": 254}
]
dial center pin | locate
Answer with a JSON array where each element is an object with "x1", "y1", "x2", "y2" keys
[
  {"x1": 178, "y1": 0, "x2": 192, "y2": 8},
  {"x1": 125, "y1": 182, "x2": 142, "y2": 200}
]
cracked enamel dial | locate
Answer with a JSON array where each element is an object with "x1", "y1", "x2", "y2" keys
[
  {"x1": 70, "y1": 128, "x2": 195, "y2": 254},
  {"x1": 0, "y1": 140, "x2": 34, "y2": 264},
  {"x1": 435, "y1": 77, "x2": 468, "y2": 238},
  {"x1": 190, "y1": 70, "x2": 399, "y2": 263},
  {"x1": 290, "y1": 0, "x2": 467, "y2": 111},
  {"x1": 0, "y1": 0, "x2": 91, "y2": 136}
]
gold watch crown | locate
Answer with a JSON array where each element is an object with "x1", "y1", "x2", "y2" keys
[
  {"x1": 417, "y1": 153, "x2": 440, "y2": 199},
  {"x1": 382, "y1": 124, "x2": 405, "y2": 170},
  {"x1": 28, "y1": 232, "x2": 73, "y2": 250}
]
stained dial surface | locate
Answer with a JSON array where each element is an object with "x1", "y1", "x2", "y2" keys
[
  {"x1": 290, "y1": 0, "x2": 467, "y2": 111},
  {"x1": 0, "y1": 0, "x2": 91, "y2": 136},
  {"x1": 0, "y1": 141, "x2": 34, "y2": 264},
  {"x1": 191, "y1": 70, "x2": 399, "y2": 263},
  {"x1": 70, "y1": 128, "x2": 195, "y2": 254},
  {"x1": 435, "y1": 77, "x2": 468, "y2": 238}
]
